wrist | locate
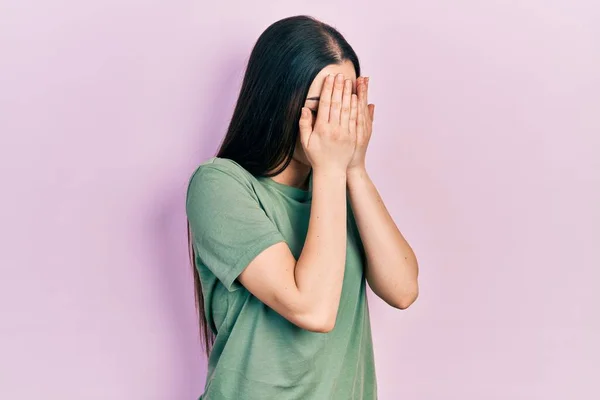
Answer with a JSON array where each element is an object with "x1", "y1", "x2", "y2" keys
[
  {"x1": 347, "y1": 164, "x2": 367, "y2": 180},
  {"x1": 312, "y1": 166, "x2": 347, "y2": 182}
]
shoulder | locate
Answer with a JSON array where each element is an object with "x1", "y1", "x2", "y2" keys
[
  {"x1": 186, "y1": 157, "x2": 259, "y2": 205},
  {"x1": 188, "y1": 156, "x2": 255, "y2": 187}
]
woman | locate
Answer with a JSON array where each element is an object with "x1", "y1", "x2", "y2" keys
[{"x1": 186, "y1": 15, "x2": 419, "y2": 400}]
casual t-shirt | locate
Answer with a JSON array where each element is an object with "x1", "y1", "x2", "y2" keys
[{"x1": 186, "y1": 156, "x2": 377, "y2": 400}]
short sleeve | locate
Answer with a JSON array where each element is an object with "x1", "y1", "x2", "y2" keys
[{"x1": 186, "y1": 163, "x2": 286, "y2": 291}]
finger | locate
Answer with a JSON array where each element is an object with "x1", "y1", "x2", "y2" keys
[
  {"x1": 357, "y1": 77, "x2": 365, "y2": 103},
  {"x1": 368, "y1": 104, "x2": 375, "y2": 121},
  {"x1": 349, "y1": 93, "x2": 358, "y2": 137},
  {"x1": 298, "y1": 107, "x2": 313, "y2": 146},
  {"x1": 360, "y1": 76, "x2": 368, "y2": 110},
  {"x1": 356, "y1": 93, "x2": 364, "y2": 139},
  {"x1": 340, "y1": 78, "x2": 352, "y2": 130},
  {"x1": 316, "y1": 74, "x2": 334, "y2": 125},
  {"x1": 329, "y1": 73, "x2": 344, "y2": 124}
]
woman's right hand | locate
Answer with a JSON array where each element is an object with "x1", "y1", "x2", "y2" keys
[{"x1": 299, "y1": 73, "x2": 358, "y2": 174}]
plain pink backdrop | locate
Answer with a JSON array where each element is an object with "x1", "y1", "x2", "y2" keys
[{"x1": 1, "y1": 1, "x2": 599, "y2": 399}]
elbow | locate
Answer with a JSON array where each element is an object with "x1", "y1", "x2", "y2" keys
[
  {"x1": 308, "y1": 317, "x2": 336, "y2": 333},
  {"x1": 294, "y1": 308, "x2": 338, "y2": 333},
  {"x1": 390, "y1": 284, "x2": 419, "y2": 310}
]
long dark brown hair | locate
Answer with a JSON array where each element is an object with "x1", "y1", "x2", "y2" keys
[{"x1": 188, "y1": 15, "x2": 361, "y2": 356}]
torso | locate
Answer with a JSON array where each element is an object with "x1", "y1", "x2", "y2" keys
[{"x1": 195, "y1": 157, "x2": 377, "y2": 400}]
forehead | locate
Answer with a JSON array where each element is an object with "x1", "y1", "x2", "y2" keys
[{"x1": 307, "y1": 60, "x2": 357, "y2": 96}]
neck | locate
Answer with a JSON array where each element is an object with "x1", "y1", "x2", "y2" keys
[{"x1": 270, "y1": 158, "x2": 312, "y2": 191}]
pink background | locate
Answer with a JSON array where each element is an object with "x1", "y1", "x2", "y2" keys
[{"x1": 1, "y1": 1, "x2": 599, "y2": 399}]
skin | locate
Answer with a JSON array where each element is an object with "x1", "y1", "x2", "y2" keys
[
  {"x1": 237, "y1": 61, "x2": 419, "y2": 333},
  {"x1": 267, "y1": 61, "x2": 359, "y2": 189}
]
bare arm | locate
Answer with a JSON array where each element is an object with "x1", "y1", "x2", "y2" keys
[
  {"x1": 347, "y1": 167, "x2": 419, "y2": 309},
  {"x1": 344, "y1": 76, "x2": 418, "y2": 309},
  {"x1": 238, "y1": 73, "x2": 358, "y2": 332},
  {"x1": 238, "y1": 170, "x2": 347, "y2": 332}
]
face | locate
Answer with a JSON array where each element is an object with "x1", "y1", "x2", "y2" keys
[{"x1": 292, "y1": 60, "x2": 358, "y2": 167}]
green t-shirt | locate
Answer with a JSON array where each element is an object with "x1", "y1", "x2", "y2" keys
[{"x1": 186, "y1": 157, "x2": 377, "y2": 400}]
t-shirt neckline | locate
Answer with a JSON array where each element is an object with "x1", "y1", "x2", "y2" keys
[{"x1": 259, "y1": 170, "x2": 313, "y2": 202}]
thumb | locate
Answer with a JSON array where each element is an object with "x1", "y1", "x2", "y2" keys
[{"x1": 298, "y1": 107, "x2": 313, "y2": 145}]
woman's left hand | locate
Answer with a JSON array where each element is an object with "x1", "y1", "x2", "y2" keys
[{"x1": 347, "y1": 76, "x2": 375, "y2": 171}]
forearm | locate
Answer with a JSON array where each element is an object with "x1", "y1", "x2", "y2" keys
[
  {"x1": 347, "y1": 167, "x2": 419, "y2": 309},
  {"x1": 295, "y1": 168, "x2": 348, "y2": 325}
]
